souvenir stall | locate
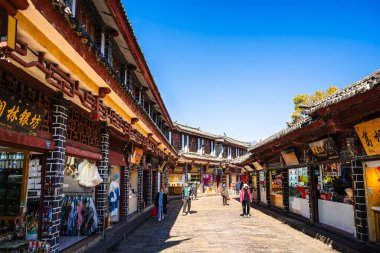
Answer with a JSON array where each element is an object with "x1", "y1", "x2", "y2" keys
[
  {"x1": 189, "y1": 167, "x2": 201, "y2": 195},
  {"x1": 203, "y1": 167, "x2": 215, "y2": 193},
  {"x1": 316, "y1": 162, "x2": 355, "y2": 235},
  {"x1": 169, "y1": 167, "x2": 184, "y2": 195},
  {"x1": 0, "y1": 83, "x2": 52, "y2": 252},
  {"x1": 270, "y1": 169, "x2": 283, "y2": 208},
  {"x1": 59, "y1": 156, "x2": 101, "y2": 250},
  {"x1": 259, "y1": 171, "x2": 267, "y2": 204},
  {"x1": 288, "y1": 167, "x2": 310, "y2": 218},
  {"x1": 0, "y1": 149, "x2": 51, "y2": 252}
]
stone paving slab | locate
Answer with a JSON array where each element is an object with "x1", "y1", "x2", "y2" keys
[{"x1": 114, "y1": 195, "x2": 338, "y2": 253}]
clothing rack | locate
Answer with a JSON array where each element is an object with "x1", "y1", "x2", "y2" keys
[{"x1": 63, "y1": 190, "x2": 94, "y2": 195}]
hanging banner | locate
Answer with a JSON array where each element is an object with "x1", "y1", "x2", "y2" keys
[
  {"x1": 355, "y1": 117, "x2": 380, "y2": 156},
  {"x1": 308, "y1": 137, "x2": 338, "y2": 160},
  {"x1": 281, "y1": 149, "x2": 300, "y2": 166},
  {"x1": 0, "y1": 90, "x2": 45, "y2": 135},
  {"x1": 131, "y1": 147, "x2": 143, "y2": 164}
]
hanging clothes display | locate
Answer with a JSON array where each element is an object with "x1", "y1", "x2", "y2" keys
[
  {"x1": 109, "y1": 178, "x2": 120, "y2": 222},
  {"x1": 77, "y1": 161, "x2": 103, "y2": 187},
  {"x1": 60, "y1": 195, "x2": 98, "y2": 236}
]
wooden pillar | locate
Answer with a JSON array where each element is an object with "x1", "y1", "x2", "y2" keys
[{"x1": 282, "y1": 169, "x2": 289, "y2": 212}]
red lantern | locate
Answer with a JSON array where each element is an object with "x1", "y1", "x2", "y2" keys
[{"x1": 376, "y1": 166, "x2": 380, "y2": 172}]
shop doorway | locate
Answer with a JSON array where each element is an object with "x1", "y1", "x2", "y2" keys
[
  {"x1": 129, "y1": 169, "x2": 138, "y2": 215},
  {"x1": 364, "y1": 161, "x2": 380, "y2": 243},
  {"x1": 315, "y1": 162, "x2": 355, "y2": 236},
  {"x1": 0, "y1": 146, "x2": 45, "y2": 251},
  {"x1": 59, "y1": 156, "x2": 100, "y2": 251}
]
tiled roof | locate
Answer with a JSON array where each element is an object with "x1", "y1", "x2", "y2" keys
[
  {"x1": 179, "y1": 151, "x2": 225, "y2": 163},
  {"x1": 247, "y1": 69, "x2": 380, "y2": 155},
  {"x1": 174, "y1": 123, "x2": 220, "y2": 139},
  {"x1": 248, "y1": 117, "x2": 312, "y2": 152},
  {"x1": 174, "y1": 123, "x2": 251, "y2": 147},
  {"x1": 230, "y1": 152, "x2": 252, "y2": 165},
  {"x1": 305, "y1": 69, "x2": 380, "y2": 115},
  {"x1": 223, "y1": 136, "x2": 251, "y2": 148}
]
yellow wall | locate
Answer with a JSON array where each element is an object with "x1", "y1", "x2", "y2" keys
[{"x1": 364, "y1": 164, "x2": 380, "y2": 242}]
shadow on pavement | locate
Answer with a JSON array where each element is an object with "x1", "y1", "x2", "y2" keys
[{"x1": 114, "y1": 198, "x2": 193, "y2": 253}]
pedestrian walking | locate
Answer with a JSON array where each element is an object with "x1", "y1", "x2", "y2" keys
[
  {"x1": 154, "y1": 187, "x2": 168, "y2": 221},
  {"x1": 221, "y1": 183, "x2": 229, "y2": 206},
  {"x1": 192, "y1": 182, "x2": 198, "y2": 200},
  {"x1": 240, "y1": 183, "x2": 252, "y2": 218},
  {"x1": 182, "y1": 182, "x2": 192, "y2": 215}
]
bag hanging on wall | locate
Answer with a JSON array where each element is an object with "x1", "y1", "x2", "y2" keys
[{"x1": 151, "y1": 206, "x2": 157, "y2": 217}]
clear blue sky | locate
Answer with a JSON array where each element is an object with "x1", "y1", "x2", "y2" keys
[{"x1": 123, "y1": 0, "x2": 380, "y2": 142}]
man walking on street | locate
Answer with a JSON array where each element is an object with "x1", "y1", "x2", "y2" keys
[
  {"x1": 221, "y1": 183, "x2": 229, "y2": 206},
  {"x1": 192, "y1": 182, "x2": 198, "y2": 200},
  {"x1": 182, "y1": 182, "x2": 192, "y2": 215}
]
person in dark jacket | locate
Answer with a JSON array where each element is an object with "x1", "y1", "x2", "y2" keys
[
  {"x1": 240, "y1": 184, "x2": 252, "y2": 218},
  {"x1": 154, "y1": 187, "x2": 168, "y2": 221}
]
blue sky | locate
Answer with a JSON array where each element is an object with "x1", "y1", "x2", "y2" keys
[{"x1": 123, "y1": 0, "x2": 380, "y2": 142}]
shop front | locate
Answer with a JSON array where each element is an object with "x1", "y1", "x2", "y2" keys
[
  {"x1": 60, "y1": 154, "x2": 101, "y2": 250},
  {"x1": 189, "y1": 166, "x2": 201, "y2": 195},
  {"x1": 288, "y1": 167, "x2": 310, "y2": 219},
  {"x1": 0, "y1": 67, "x2": 55, "y2": 252},
  {"x1": 269, "y1": 169, "x2": 283, "y2": 209},
  {"x1": 203, "y1": 167, "x2": 215, "y2": 193},
  {"x1": 259, "y1": 171, "x2": 267, "y2": 204},
  {"x1": 355, "y1": 117, "x2": 380, "y2": 244},
  {"x1": 169, "y1": 167, "x2": 184, "y2": 195},
  {"x1": 363, "y1": 160, "x2": 380, "y2": 244},
  {"x1": 128, "y1": 167, "x2": 139, "y2": 215},
  {"x1": 315, "y1": 162, "x2": 355, "y2": 236}
]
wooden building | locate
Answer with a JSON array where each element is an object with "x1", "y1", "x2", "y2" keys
[
  {"x1": 235, "y1": 70, "x2": 380, "y2": 249},
  {"x1": 169, "y1": 123, "x2": 250, "y2": 195},
  {"x1": 0, "y1": 0, "x2": 177, "y2": 252}
]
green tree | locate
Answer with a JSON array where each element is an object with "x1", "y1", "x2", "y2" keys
[{"x1": 290, "y1": 86, "x2": 339, "y2": 125}]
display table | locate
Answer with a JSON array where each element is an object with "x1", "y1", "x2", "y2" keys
[
  {"x1": 289, "y1": 197, "x2": 310, "y2": 219},
  {"x1": 270, "y1": 193, "x2": 283, "y2": 208},
  {"x1": 0, "y1": 240, "x2": 27, "y2": 253},
  {"x1": 260, "y1": 188, "x2": 267, "y2": 204},
  {"x1": 318, "y1": 199, "x2": 355, "y2": 236}
]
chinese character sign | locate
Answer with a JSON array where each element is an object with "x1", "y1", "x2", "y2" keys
[
  {"x1": 355, "y1": 117, "x2": 380, "y2": 156},
  {"x1": 0, "y1": 90, "x2": 45, "y2": 135}
]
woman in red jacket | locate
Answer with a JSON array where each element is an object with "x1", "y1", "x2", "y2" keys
[{"x1": 239, "y1": 184, "x2": 252, "y2": 218}]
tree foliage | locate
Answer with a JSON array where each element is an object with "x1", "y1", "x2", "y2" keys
[{"x1": 290, "y1": 86, "x2": 339, "y2": 124}]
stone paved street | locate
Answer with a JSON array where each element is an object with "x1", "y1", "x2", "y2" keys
[{"x1": 114, "y1": 195, "x2": 338, "y2": 253}]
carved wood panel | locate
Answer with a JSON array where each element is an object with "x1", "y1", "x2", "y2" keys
[{"x1": 67, "y1": 108, "x2": 100, "y2": 148}]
